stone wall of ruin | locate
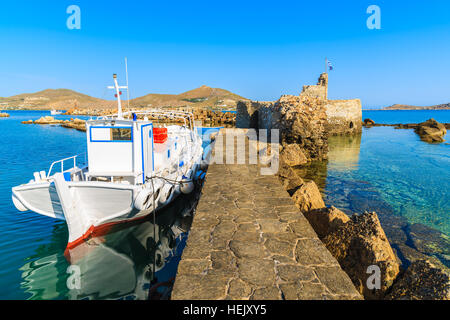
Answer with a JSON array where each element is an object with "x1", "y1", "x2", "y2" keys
[
  {"x1": 300, "y1": 73, "x2": 328, "y2": 100},
  {"x1": 237, "y1": 95, "x2": 328, "y2": 162},
  {"x1": 236, "y1": 101, "x2": 270, "y2": 129},
  {"x1": 301, "y1": 85, "x2": 327, "y2": 100},
  {"x1": 325, "y1": 99, "x2": 362, "y2": 135},
  {"x1": 237, "y1": 72, "x2": 362, "y2": 136}
]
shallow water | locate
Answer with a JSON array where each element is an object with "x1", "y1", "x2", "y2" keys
[
  {"x1": 0, "y1": 111, "x2": 216, "y2": 299},
  {"x1": 1, "y1": 109, "x2": 449, "y2": 298},
  {"x1": 362, "y1": 109, "x2": 450, "y2": 124},
  {"x1": 301, "y1": 110, "x2": 449, "y2": 267}
]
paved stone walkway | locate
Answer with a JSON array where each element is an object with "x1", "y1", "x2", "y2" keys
[{"x1": 172, "y1": 129, "x2": 361, "y2": 300}]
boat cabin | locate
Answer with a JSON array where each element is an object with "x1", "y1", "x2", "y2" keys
[
  {"x1": 85, "y1": 118, "x2": 178, "y2": 185},
  {"x1": 44, "y1": 75, "x2": 195, "y2": 186}
]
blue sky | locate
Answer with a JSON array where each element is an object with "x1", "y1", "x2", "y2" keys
[{"x1": 1, "y1": 0, "x2": 449, "y2": 108}]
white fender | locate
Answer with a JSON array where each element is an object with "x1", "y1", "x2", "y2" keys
[
  {"x1": 134, "y1": 188, "x2": 152, "y2": 211},
  {"x1": 180, "y1": 181, "x2": 194, "y2": 194},
  {"x1": 180, "y1": 172, "x2": 194, "y2": 194},
  {"x1": 158, "y1": 184, "x2": 174, "y2": 206}
]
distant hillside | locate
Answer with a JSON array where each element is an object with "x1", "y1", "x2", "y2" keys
[
  {"x1": 383, "y1": 103, "x2": 450, "y2": 110},
  {"x1": 131, "y1": 85, "x2": 248, "y2": 110},
  {"x1": 0, "y1": 86, "x2": 248, "y2": 111},
  {"x1": 0, "y1": 89, "x2": 110, "y2": 110}
]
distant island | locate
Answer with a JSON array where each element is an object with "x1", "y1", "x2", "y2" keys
[
  {"x1": 382, "y1": 103, "x2": 450, "y2": 110},
  {"x1": 0, "y1": 85, "x2": 248, "y2": 111}
]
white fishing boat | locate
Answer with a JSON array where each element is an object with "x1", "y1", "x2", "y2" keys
[
  {"x1": 12, "y1": 74, "x2": 204, "y2": 248},
  {"x1": 50, "y1": 110, "x2": 63, "y2": 115}
]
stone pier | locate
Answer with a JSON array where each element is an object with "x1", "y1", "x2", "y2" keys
[{"x1": 171, "y1": 129, "x2": 361, "y2": 300}]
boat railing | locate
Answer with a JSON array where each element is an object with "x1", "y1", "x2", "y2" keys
[
  {"x1": 47, "y1": 153, "x2": 87, "y2": 178},
  {"x1": 97, "y1": 109, "x2": 195, "y2": 130}
]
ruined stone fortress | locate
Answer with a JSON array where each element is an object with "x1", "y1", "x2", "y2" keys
[{"x1": 237, "y1": 73, "x2": 362, "y2": 136}]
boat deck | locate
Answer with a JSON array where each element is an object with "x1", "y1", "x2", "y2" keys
[{"x1": 171, "y1": 129, "x2": 361, "y2": 300}]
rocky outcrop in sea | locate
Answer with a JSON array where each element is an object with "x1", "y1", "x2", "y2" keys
[
  {"x1": 362, "y1": 118, "x2": 448, "y2": 143},
  {"x1": 414, "y1": 118, "x2": 447, "y2": 143},
  {"x1": 22, "y1": 116, "x2": 87, "y2": 131}
]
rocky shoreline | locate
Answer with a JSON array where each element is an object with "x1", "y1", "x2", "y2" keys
[
  {"x1": 20, "y1": 108, "x2": 236, "y2": 131},
  {"x1": 22, "y1": 116, "x2": 87, "y2": 131},
  {"x1": 274, "y1": 119, "x2": 449, "y2": 300},
  {"x1": 63, "y1": 107, "x2": 236, "y2": 125},
  {"x1": 363, "y1": 118, "x2": 448, "y2": 143},
  {"x1": 236, "y1": 74, "x2": 449, "y2": 300}
]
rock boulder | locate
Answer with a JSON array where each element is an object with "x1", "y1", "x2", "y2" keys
[
  {"x1": 280, "y1": 143, "x2": 308, "y2": 167},
  {"x1": 322, "y1": 212, "x2": 400, "y2": 299},
  {"x1": 386, "y1": 260, "x2": 449, "y2": 300},
  {"x1": 291, "y1": 180, "x2": 325, "y2": 212},
  {"x1": 304, "y1": 206, "x2": 350, "y2": 239},
  {"x1": 414, "y1": 118, "x2": 447, "y2": 143},
  {"x1": 277, "y1": 162, "x2": 304, "y2": 195},
  {"x1": 34, "y1": 116, "x2": 63, "y2": 124},
  {"x1": 270, "y1": 95, "x2": 329, "y2": 161}
]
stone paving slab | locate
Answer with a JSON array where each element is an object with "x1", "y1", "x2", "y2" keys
[{"x1": 172, "y1": 129, "x2": 362, "y2": 300}]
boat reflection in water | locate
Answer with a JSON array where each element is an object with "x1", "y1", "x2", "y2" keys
[{"x1": 20, "y1": 190, "x2": 198, "y2": 300}]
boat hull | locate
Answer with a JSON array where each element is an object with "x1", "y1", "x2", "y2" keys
[
  {"x1": 11, "y1": 113, "x2": 205, "y2": 249},
  {"x1": 12, "y1": 182, "x2": 65, "y2": 220},
  {"x1": 12, "y1": 180, "x2": 181, "y2": 248}
]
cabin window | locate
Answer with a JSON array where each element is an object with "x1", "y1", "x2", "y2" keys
[
  {"x1": 90, "y1": 126, "x2": 132, "y2": 142},
  {"x1": 111, "y1": 128, "x2": 132, "y2": 141}
]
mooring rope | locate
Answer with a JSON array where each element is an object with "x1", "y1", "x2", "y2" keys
[{"x1": 149, "y1": 176, "x2": 157, "y2": 291}]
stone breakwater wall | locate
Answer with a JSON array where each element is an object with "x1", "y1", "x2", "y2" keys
[
  {"x1": 236, "y1": 76, "x2": 449, "y2": 299},
  {"x1": 64, "y1": 107, "x2": 236, "y2": 125},
  {"x1": 237, "y1": 73, "x2": 362, "y2": 136},
  {"x1": 171, "y1": 129, "x2": 362, "y2": 300}
]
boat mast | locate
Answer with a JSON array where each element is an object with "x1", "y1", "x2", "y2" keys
[
  {"x1": 125, "y1": 57, "x2": 130, "y2": 109},
  {"x1": 108, "y1": 73, "x2": 128, "y2": 120}
]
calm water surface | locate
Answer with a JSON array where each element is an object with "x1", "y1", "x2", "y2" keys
[
  {"x1": 1, "y1": 110, "x2": 449, "y2": 298},
  {"x1": 0, "y1": 110, "x2": 216, "y2": 299},
  {"x1": 302, "y1": 110, "x2": 449, "y2": 267},
  {"x1": 362, "y1": 109, "x2": 450, "y2": 124}
]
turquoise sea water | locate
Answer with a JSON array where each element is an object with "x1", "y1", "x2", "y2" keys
[
  {"x1": 0, "y1": 109, "x2": 448, "y2": 298},
  {"x1": 360, "y1": 111, "x2": 449, "y2": 237},
  {"x1": 362, "y1": 109, "x2": 450, "y2": 124},
  {"x1": 304, "y1": 110, "x2": 449, "y2": 267},
  {"x1": 0, "y1": 111, "x2": 216, "y2": 299}
]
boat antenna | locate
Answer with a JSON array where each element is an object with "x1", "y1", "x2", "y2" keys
[
  {"x1": 125, "y1": 57, "x2": 130, "y2": 109},
  {"x1": 107, "y1": 73, "x2": 128, "y2": 120}
]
